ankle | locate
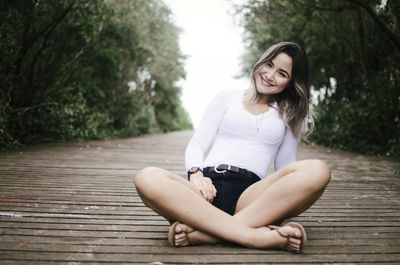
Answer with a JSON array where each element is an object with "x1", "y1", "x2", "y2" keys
[
  {"x1": 247, "y1": 227, "x2": 288, "y2": 249},
  {"x1": 243, "y1": 228, "x2": 267, "y2": 248}
]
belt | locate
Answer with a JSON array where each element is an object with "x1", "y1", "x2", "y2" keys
[{"x1": 203, "y1": 164, "x2": 260, "y2": 180}]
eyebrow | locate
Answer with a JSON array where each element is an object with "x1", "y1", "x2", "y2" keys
[{"x1": 279, "y1": 68, "x2": 290, "y2": 78}]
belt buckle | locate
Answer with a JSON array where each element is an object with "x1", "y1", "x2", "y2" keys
[{"x1": 214, "y1": 164, "x2": 230, "y2": 174}]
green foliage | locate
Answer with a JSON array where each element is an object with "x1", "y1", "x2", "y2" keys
[
  {"x1": 235, "y1": 0, "x2": 400, "y2": 158},
  {"x1": 0, "y1": 0, "x2": 191, "y2": 150},
  {"x1": 313, "y1": 79, "x2": 400, "y2": 157}
]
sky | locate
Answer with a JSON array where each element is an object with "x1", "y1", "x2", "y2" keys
[{"x1": 163, "y1": 0, "x2": 249, "y2": 128}]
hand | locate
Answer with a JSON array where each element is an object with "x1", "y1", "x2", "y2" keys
[{"x1": 189, "y1": 171, "x2": 217, "y2": 203}]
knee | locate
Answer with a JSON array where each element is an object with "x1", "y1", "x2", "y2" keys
[
  {"x1": 133, "y1": 167, "x2": 163, "y2": 193},
  {"x1": 304, "y1": 159, "x2": 331, "y2": 190}
]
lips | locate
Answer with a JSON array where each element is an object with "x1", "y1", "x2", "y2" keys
[{"x1": 261, "y1": 76, "x2": 274, "y2": 87}]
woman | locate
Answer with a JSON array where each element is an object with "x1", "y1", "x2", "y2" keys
[{"x1": 134, "y1": 42, "x2": 331, "y2": 253}]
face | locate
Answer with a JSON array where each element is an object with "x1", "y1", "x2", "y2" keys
[{"x1": 254, "y1": 52, "x2": 293, "y2": 101}]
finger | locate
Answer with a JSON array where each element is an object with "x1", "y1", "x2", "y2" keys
[
  {"x1": 202, "y1": 188, "x2": 212, "y2": 202},
  {"x1": 196, "y1": 178, "x2": 214, "y2": 202},
  {"x1": 203, "y1": 178, "x2": 215, "y2": 201},
  {"x1": 205, "y1": 179, "x2": 216, "y2": 198},
  {"x1": 204, "y1": 180, "x2": 215, "y2": 199},
  {"x1": 193, "y1": 180, "x2": 204, "y2": 194},
  {"x1": 211, "y1": 183, "x2": 217, "y2": 196},
  {"x1": 206, "y1": 183, "x2": 216, "y2": 201},
  {"x1": 201, "y1": 188, "x2": 212, "y2": 202},
  {"x1": 197, "y1": 179, "x2": 209, "y2": 194},
  {"x1": 206, "y1": 188, "x2": 215, "y2": 202},
  {"x1": 199, "y1": 185, "x2": 211, "y2": 201}
]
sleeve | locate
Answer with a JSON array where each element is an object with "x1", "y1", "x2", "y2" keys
[
  {"x1": 273, "y1": 127, "x2": 300, "y2": 171},
  {"x1": 185, "y1": 89, "x2": 233, "y2": 171}
]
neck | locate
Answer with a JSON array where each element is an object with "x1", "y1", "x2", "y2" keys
[{"x1": 257, "y1": 94, "x2": 270, "y2": 105}]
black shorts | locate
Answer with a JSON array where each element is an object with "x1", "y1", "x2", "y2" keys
[{"x1": 203, "y1": 167, "x2": 261, "y2": 215}]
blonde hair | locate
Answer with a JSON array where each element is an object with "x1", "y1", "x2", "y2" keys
[{"x1": 244, "y1": 42, "x2": 314, "y2": 138}]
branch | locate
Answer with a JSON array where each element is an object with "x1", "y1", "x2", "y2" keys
[
  {"x1": 22, "y1": 0, "x2": 78, "y2": 60},
  {"x1": 297, "y1": 0, "x2": 356, "y2": 12},
  {"x1": 10, "y1": 1, "x2": 79, "y2": 108},
  {"x1": 38, "y1": 34, "x2": 69, "y2": 90},
  {"x1": 310, "y1": 5, "x2": 356, "y2": 12},
  {"x1": 59, "y1": 46, "x2": 90, "y2": 88},
  {"x1": 343, "y1": 0, "x2": 400, "y2": 50},
  {"x1": 313, "y1": 12, "x2": 354, "y2": 48},
  {"x1": 60, "y1": 22, "x2": 105, "y2": 88},
  {"x1": 11, "y1": 102, "x2": 59, "y2": 115},
  {"x1": 27, "y1": 15, "x2": 61, "y2": 94},
  {"x1": 355, "y1": 7, "x2": 373, "y2": 92}
]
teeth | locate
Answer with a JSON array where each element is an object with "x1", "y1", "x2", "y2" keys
[{"x1": 262, "y1": 78, "x2": 273, "y2": 86}]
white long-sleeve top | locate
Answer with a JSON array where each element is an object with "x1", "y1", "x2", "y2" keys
[{"x1": 185, "y1": 89, "x2": 300, "y2": 179}]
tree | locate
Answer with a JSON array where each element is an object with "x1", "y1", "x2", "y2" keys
[
  {"x1": 0, "y1": 0, "x2": 191, "y2": 150},
  {"x1": 234, "y1": 0, "x2": 400, "y2": 157}
]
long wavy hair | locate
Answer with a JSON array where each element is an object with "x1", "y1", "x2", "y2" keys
[{"x1": 244, "y1": 42, "x2": 314, "y2": 138}]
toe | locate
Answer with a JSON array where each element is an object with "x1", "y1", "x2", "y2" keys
[
  {"x1": 289, "y1": 237, "x2": 301, "y2": 245},
  {"x1": 177, "y1": 223, "x2": 195, "y2": 234},
  {"x1": 289, "y1": 227, "x2": 301, "y2": 239},
  {"x1": 288, "y1": 237, "x2": 301, "y2": 250},
  {"x1": 284, "y1": 225, "x2": 302, "y2": 239},
  {"x1": 170, "y1": 222, "x2": 196, "y2": 247},
  {"x1": 175, "y1": 233, "x2": 185, "y2": 240},
  {"x1": 180, "y1": 239, "x2": 191, "y2": 247},
  {"x1": 279, "y1": 225, "x2": 300, "y2": 238},
  {"x1": 274, "y1": 225, "x2": 303, "y2": 252},
  {"x1": 174, "y1": 235, "x2": 187, "y2": 246},
  {"x1": 175, "y1": 223, "x2": 182, "y2": 233},
  {"x1": 175, "y1": 235, "x2": 192, "y2": 247}
]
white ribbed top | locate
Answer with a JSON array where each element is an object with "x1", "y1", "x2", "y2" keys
[{"x1": 185, "y1": 89, "x2": 300, "y2": 179}]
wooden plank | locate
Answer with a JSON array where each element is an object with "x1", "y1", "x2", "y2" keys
[
  {"x1": 0, "y1": 251, "x2": 399, "y2": 263},
  {"x1": 0, "y1": 205, "x2": 399, "y2": 218},
  {"x1": 0, "y1": 242, "x2": 399, "y2": 255},
  {"x1": 0, "y1": 130, "x2": 399, "y2": 264},
  {"x1": 0, "y1": 235, "x2": 398, "y2": 248}
]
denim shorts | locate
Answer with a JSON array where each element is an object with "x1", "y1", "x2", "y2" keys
[{"x1": 203, "y1": 167, "x2": 261, "y2": 215}]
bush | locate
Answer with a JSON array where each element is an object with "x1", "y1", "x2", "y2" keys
[{"x1": 0, "y1": 0, "x2": 191, "y2": 150}]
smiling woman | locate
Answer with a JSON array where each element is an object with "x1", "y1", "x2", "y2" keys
[
  {"x1": 244, "y1": 42, "x2": 312, "y2": 138},
  {"x1": 134, "y1": 41, "x2": 331, "y2": 253},
  {"x1": 253, "y1": 53, "x2": 292, "y2": 101}
]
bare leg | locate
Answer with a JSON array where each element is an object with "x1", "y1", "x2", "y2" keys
[
  {"x1": 171, "y1": 159, "x2": 331, "y2": 246},
  {"x1": 134, "y1": 167, "x2": 304, "y2": 249},
  {"x1": 234, "y1": 159, "x2": 330, "y2": 226}
]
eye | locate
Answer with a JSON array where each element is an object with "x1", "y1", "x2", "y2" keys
[
  {"x1": 266, "y1": 61, "x2": 273, "y2": 68},
  {"x1": 278, "y1": 71, "x2": 287, "y2": 78}
]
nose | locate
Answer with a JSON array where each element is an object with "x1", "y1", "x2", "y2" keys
[{"x1": 265, "y1": 69, "x2": 274, "y2": 81}]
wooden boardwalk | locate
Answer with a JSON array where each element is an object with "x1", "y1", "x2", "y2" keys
[{"x1": 0, "y1": 130, "x2": 399, "y2": 264}]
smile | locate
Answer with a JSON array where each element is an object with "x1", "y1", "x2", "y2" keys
[{"x1": 261, "y1": 76, "x2": 274, "y2": 87}]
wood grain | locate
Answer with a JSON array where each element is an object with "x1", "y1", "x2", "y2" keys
[{"x1": 0, "y1": 130, "x2": 399, "y2": 264}]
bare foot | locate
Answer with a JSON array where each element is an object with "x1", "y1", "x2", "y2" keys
[
  {"x1": 168, "y1": 221, "x2": 306, "y2": 252},
  {"x1": 168, "y1": 222, "x2": 219, "y2": 247},
  {"x1": 170, "y1": 222, "x2": 194, "y2": 247},
  {"x1": 267, "y1": 222, "x2": 307, "y2": 253}
]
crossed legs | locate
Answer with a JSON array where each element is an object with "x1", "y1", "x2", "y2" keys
[{"x1": 133, "y1": 159, "x2": 330, "y2": 250}]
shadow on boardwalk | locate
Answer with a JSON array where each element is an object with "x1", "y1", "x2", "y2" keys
[{"x1": 0, "y1": 130, "x2": 399, "y2": 264}]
